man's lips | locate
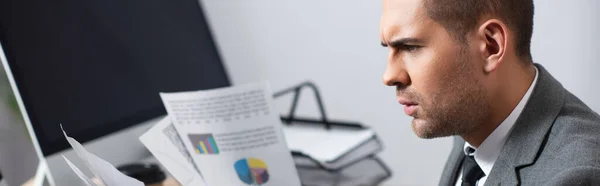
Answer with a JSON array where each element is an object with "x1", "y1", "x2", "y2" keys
[
  {"x1": 398, "y1": 98, "x2": 418, "y2": 116},
  {"x1": 404, "y1": 105, "x2": 418, "y2": 116}
]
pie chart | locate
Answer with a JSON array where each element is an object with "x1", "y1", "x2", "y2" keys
[{"x1": 234, "y1": 158, "x2": 270, "y2": 185}]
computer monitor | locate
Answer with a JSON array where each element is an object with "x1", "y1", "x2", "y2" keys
[{"x1": 0, "y1": 0, "x2": 229, "y2": 179}]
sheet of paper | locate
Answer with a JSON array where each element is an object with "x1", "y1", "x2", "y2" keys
[
  {"x1": 282, "y1": 124, "x2": 374, "y2": 162},
  {"x1": 62, "y1": 126, "x2": 144, "y2": 186},
  {"x1": 160, "y1": 82, "x2": 302, "y2": 186},
  {"x1": 139, "y1": 116, "x2": 206, "y2": 186},
  {"x1": 63, "y1": 156, "x2": 97, "y2": 186}
]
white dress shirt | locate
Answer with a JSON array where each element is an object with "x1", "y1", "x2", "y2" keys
[{"x1": 455, "y1": 67, "x2": 539, "y2": 186}]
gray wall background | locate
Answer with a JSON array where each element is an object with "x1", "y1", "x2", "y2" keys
[
  {"x1": 201, "y1": 0, "x2": 600, "y2": 185},
  {"x1": 0, "y1": 0, "x2": 598, "y2": 185}
]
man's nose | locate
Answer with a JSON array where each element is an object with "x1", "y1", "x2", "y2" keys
[{"x1": 382, "y1": 60, "x2": 410, "y2": 87}]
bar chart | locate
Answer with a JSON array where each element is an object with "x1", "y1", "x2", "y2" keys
[{"x1": 188, "y1": 133, "x2": 220, "y2": 154}]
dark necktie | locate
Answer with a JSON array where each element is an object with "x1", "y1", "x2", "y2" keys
[{"x1": 461, "y1": 155, "x2": 485, "y2": 186}]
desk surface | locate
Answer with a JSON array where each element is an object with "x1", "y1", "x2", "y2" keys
[
  {"x1": 23, "y1": 155, "x2": 391, "y2": 186},
  {"x1": 22, "y1": 176, "x2": 180, "y2": 186}
]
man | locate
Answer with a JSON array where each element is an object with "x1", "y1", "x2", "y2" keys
[{"x1": 380, "y1": 0, "x2": 600, "y2": 185}]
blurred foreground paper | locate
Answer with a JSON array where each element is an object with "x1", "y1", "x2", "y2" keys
[
  {"x1": 62, "y1": 126, "x2": 144, "y2": 186},
  {"x1": 62, "y1": 156, "x2": 97, "y2": 186},
  {"x1": 159, "y1": 82, "x2": 302, "y2": 186}
]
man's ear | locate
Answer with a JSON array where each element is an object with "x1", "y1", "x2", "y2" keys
[{"x1": 477, "y1": 19, "x2": 508, "y2": 73}]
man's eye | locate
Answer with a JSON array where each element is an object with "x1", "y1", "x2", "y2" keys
[{"x1": 402, "y1": 45, "x2": 421, "y2": 52}]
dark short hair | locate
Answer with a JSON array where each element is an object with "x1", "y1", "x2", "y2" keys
[{"x1": 424, "y1": 0, "x2": 534, "y2": 61}]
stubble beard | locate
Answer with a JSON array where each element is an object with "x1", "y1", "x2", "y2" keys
[{"x1": 411, "y1": 53, "x2": 490, "y2": 139}]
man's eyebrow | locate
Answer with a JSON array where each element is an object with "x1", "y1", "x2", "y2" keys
[{"x1": 381, "y1": 38, "x2": 422, "y2": 47}]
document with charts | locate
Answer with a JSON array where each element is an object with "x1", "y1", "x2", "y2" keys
[
  {"x1": 158, "y1": 82, "x2": 301, "y2": 186},
  {"x1": 139, "y1": 116, "x2": 206, "y2": 186}
]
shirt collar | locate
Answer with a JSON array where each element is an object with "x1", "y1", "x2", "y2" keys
[{"x1": 463, "y1": 66, "x2": 539, "y2": 176}]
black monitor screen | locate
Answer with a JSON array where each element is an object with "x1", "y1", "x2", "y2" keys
[{"x1": 0, "y1": 0, "x2": 230, "y2": 155}]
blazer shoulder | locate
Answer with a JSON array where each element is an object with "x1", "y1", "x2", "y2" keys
[
  {"x1": 551, "y1": 90, "x2": 600, "y2": 140},
  {"x1": 537, "y1": 90, "x2": 600, "y2": 166},
  {"x1": 518, "y1": 91, "x2": 600, "y2": 184}
]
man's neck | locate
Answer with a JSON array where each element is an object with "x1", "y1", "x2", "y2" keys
[{"x1": 462, "y1": 62, "x2": 537, "y2": 148}]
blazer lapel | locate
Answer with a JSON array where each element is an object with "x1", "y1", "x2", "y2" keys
[
  {"x1": 483, "y1": 64, "x2": 565, "y2": 186},
  {"x1": 439, "y1": 137, "x2": 465, "y2": 186}
]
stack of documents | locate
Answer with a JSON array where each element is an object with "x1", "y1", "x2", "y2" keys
[
  {"x1": 296, "y1": 157, "x2": 391, "y2": 186},
  {"x1": 284, "y1": 123, "x2": 381, "y2": 169},
  {"x1": 284, "y1": 122, "x2": 390, "y2": 186},
  {"x1": 141, "y1": 83, "x2": 302, "y2": 186},
  {"x1": 272, "y1": 81, "x2": 391, "y2": 185},
  {"x1": 138, "y1": 82, "x2": 390, "y2": 186}
]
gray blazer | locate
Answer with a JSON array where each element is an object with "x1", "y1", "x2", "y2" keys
[{"x1": 439, "y1": 64, "x2": 600, "y2": 186}]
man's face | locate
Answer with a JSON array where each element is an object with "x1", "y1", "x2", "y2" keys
[{"x1": 380, "y1": 0, "x2": 490, "y2": 138}]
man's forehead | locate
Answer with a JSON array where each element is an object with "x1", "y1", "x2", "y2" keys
[
  {"x1": 381, "y1": 0, "x2": 428, "y2": 41},
  {"x1": 382, "y1": 0, "x2": 423, "y2": 13}
]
